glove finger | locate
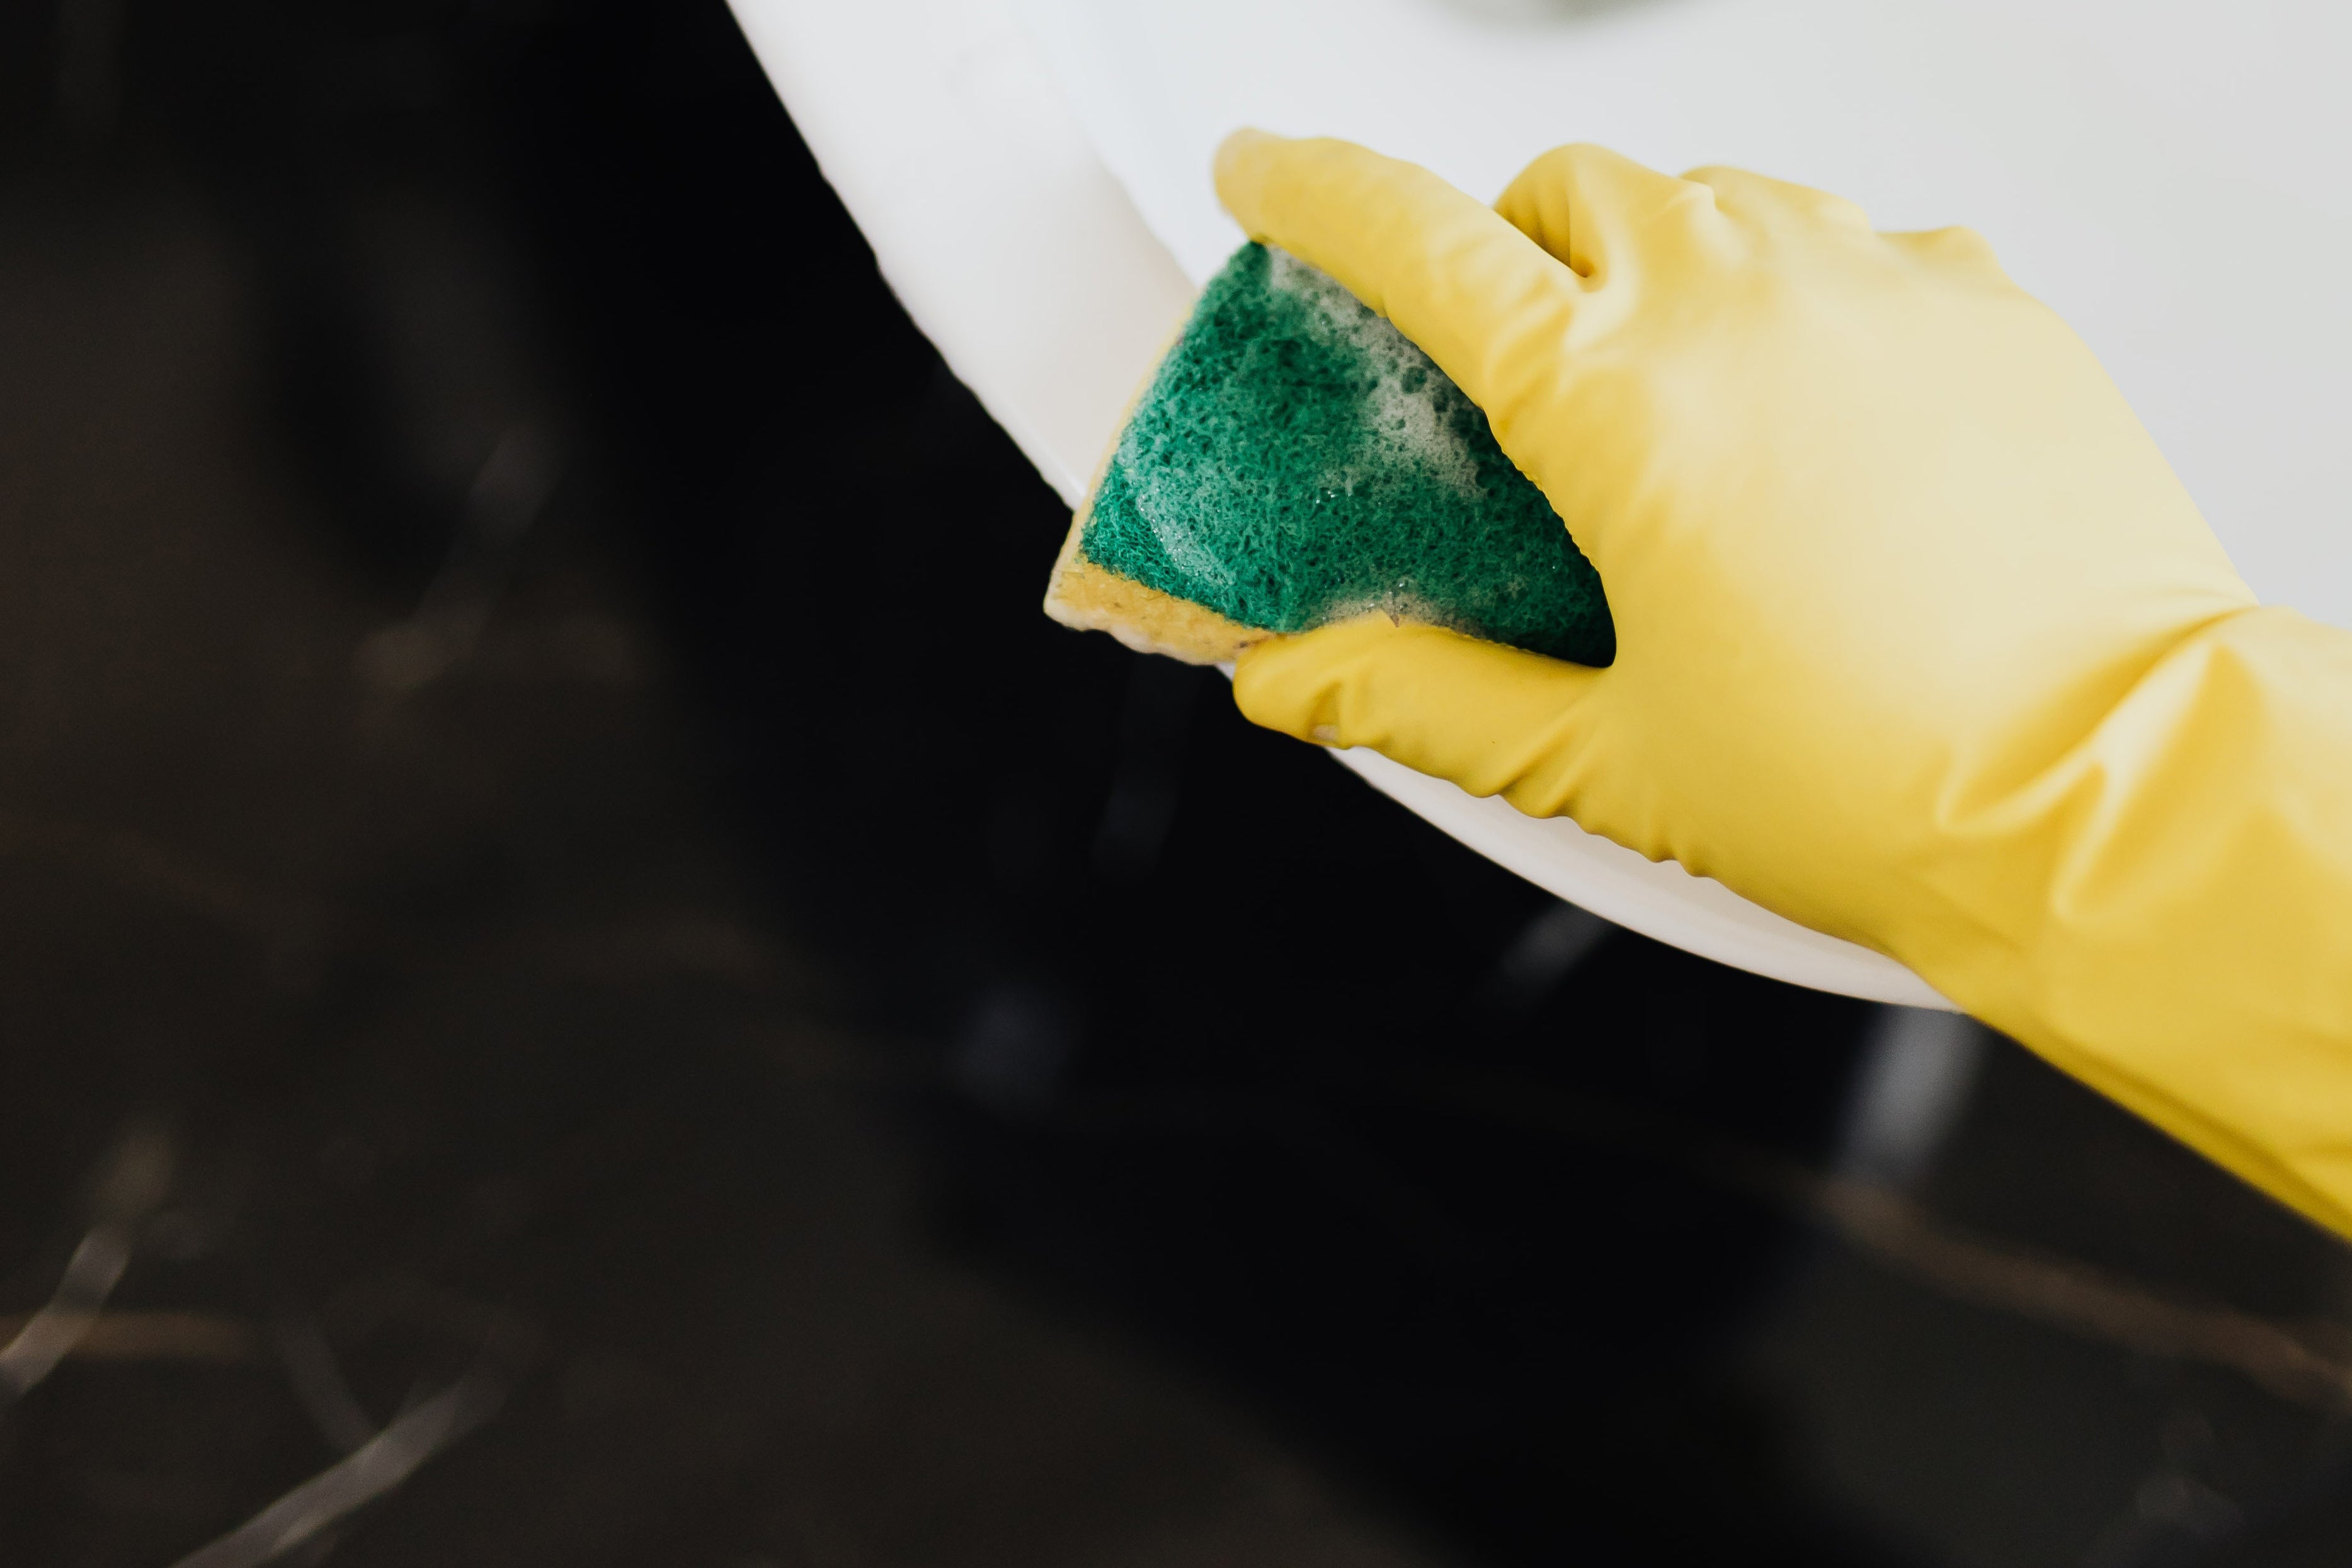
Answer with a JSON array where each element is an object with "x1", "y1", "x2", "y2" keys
[
  {"x1": 1686, "y1": 168, "x2": 2014, "y2": 290},
  {"x1": 1678, "y1": 164, "x2": 1873, "y2": 237},
  {"x1": 1494, "y1": 144, "x2": 1735, "y2": 278},
  {"x1": 1881, "y1": 224, "x2": 2014, "y2": 285},
  {"x1": 1213, "y1": 130, "x2": 1583, "y2": 459},
  {"x1": 1232, "y1": 615, "x2": 1609, "y2": 821}
]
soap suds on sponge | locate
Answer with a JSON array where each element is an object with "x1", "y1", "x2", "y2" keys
[{"x1": 1075, "y1": 241, "x2": 1613, "y2": 666}]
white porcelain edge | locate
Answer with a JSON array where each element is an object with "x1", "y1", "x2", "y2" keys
[
  {"x1": 1332, "y1": 750, "x2": 1951, "y2": 1009},
  {"x1": 726, "y1": 0, "x2": 1194, "y2": 504}
]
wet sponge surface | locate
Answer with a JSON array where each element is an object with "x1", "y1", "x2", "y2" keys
[{"x1": 1081, "y1": 242, "x2": 1613, "y2": 665}]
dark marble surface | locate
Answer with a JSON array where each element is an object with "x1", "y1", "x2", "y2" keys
[{"x1": 0, "y1": 3, "x2": 2344, "y2": 1564}]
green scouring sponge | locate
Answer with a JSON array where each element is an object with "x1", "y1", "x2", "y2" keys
[{"x1": 1044, "y1": 241, "x2": 1614, "y2": 667}]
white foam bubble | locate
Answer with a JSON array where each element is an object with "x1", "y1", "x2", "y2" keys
[
  {"x1": 1119, "y1": 437, "x2": 1238, "y2": 589},
  {"x1": 1264, "y1": 249, "x2": 1484, "y2": 501}
]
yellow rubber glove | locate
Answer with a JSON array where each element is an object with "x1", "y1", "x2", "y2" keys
[{"x1": 1216, "y1": 132, "x2": 2352, "y2": 1235}]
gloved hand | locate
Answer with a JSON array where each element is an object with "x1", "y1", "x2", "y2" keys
[{"x1": 1216, "y1": 132, "x2": 2352, "y2": 1234}]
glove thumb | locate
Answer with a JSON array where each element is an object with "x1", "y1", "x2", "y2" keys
[{"x1": 1233, "y1": 616, "x2": 1613, "y2": 822}]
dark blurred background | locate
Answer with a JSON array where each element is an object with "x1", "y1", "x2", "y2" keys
[{"x1": 0, "y1": 3, "x2": 2349, "y2": 1564}]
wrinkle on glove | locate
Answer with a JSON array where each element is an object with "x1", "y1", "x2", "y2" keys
[{"x1": 1217, "y1": 132, "x2": 2352, "y2": 1237}]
